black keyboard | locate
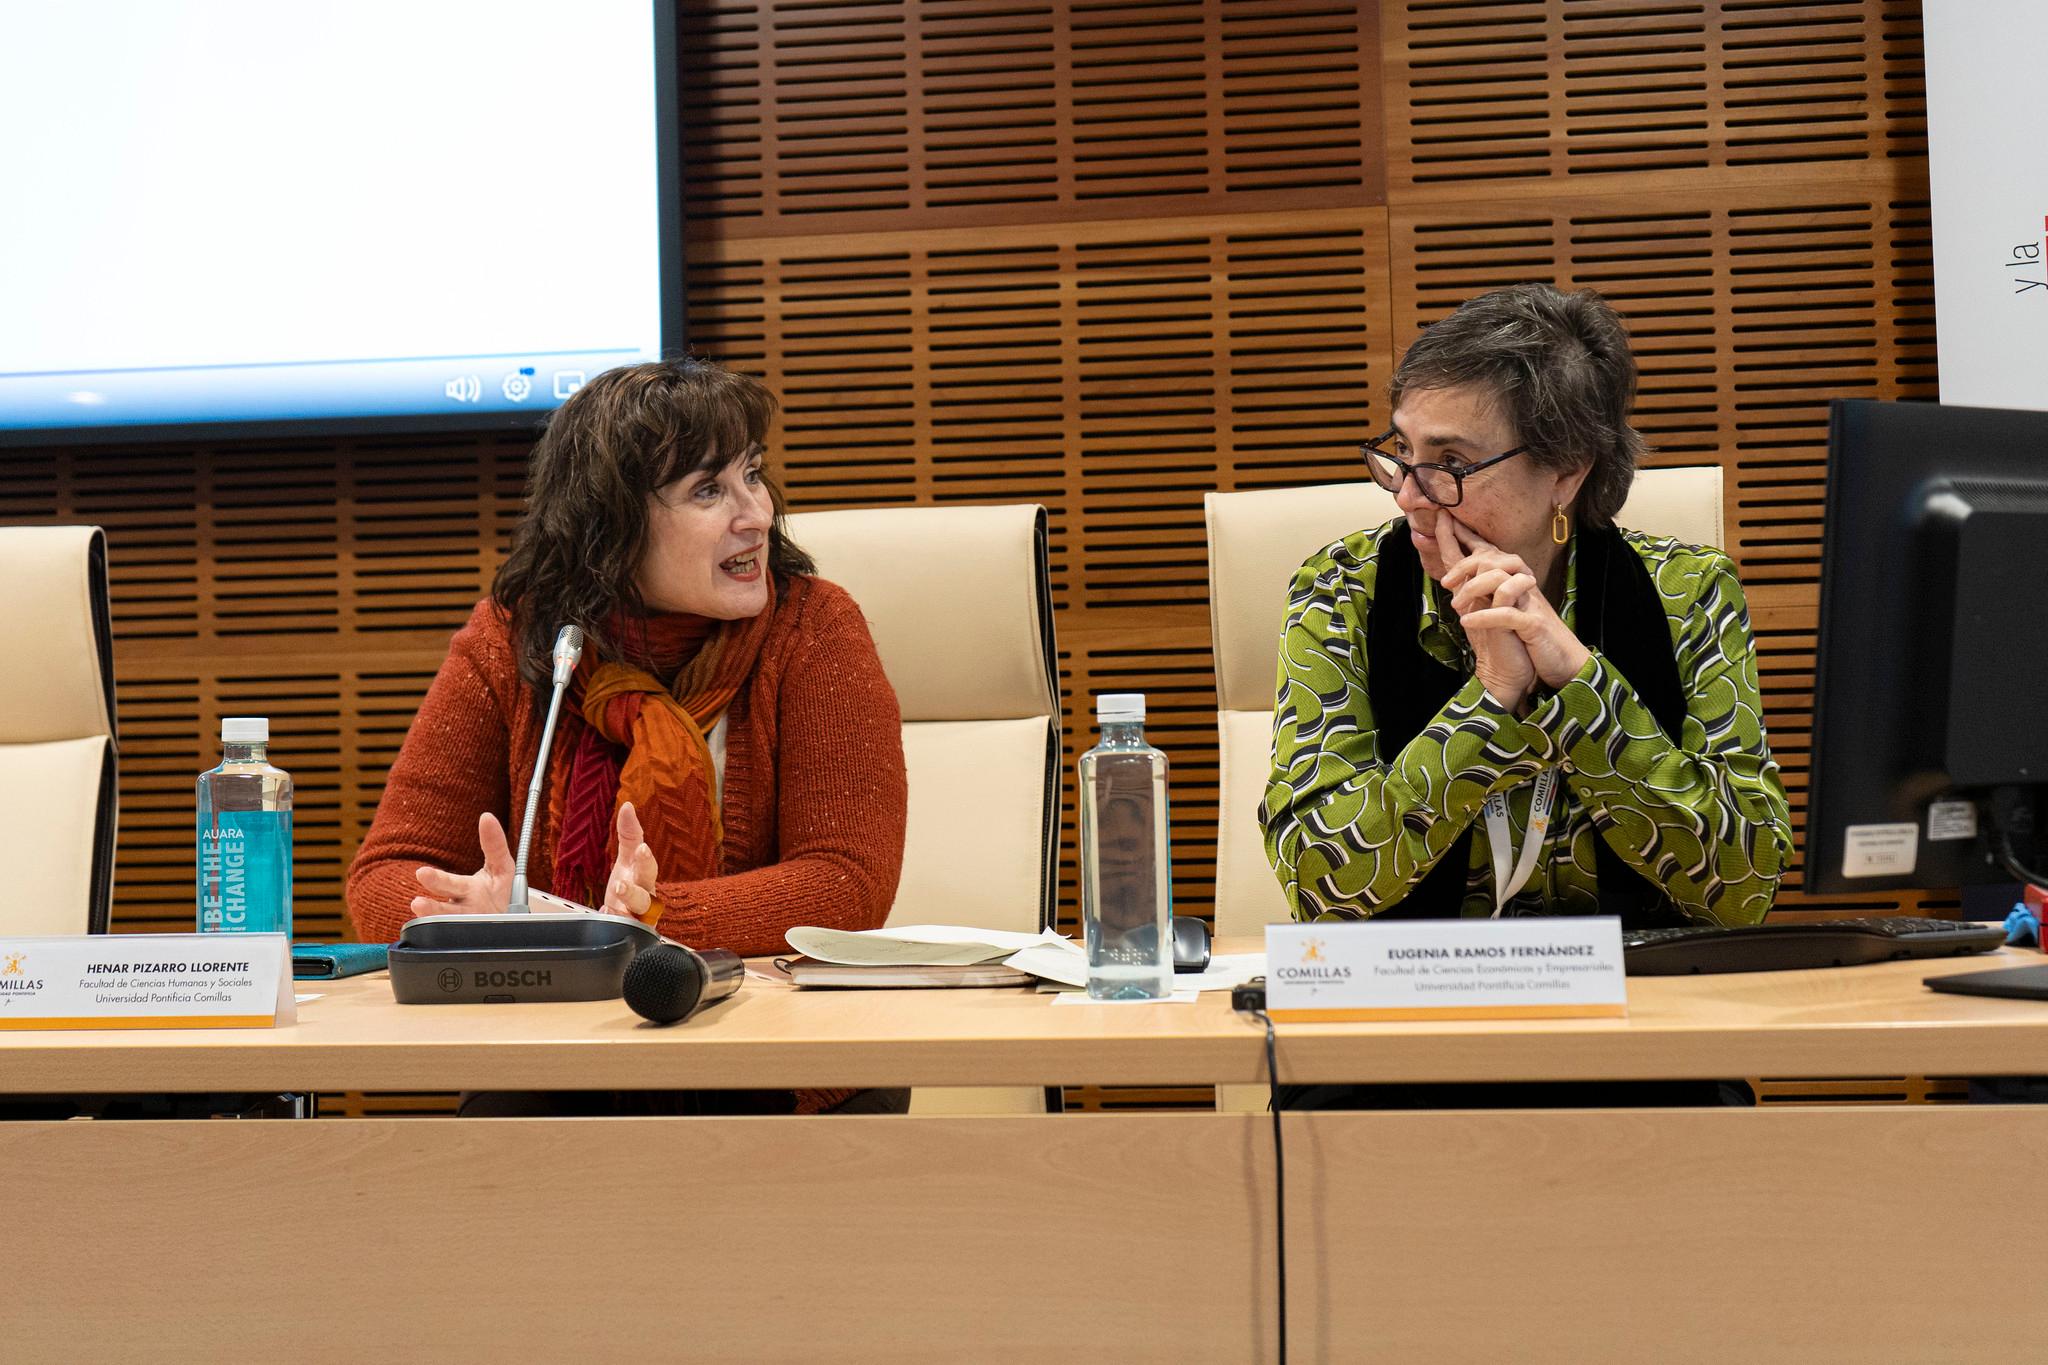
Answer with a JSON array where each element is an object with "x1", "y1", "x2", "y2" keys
[{"x1": 1622, "y1": 916, "x2": 2006, "y2": 976}]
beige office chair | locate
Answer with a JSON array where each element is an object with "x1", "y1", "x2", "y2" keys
[
  {"x1": 1204, "y1": 467, "x2": 1725, "y2": 940},
  {"x1": 784, "y1": 504, "x2": 1060, "y2": 1114},
  {"x1": 0, "y1": 526, "x2": 118, "y2": 935}
]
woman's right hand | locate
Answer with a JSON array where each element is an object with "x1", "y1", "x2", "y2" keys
[
  {"x1": 1435, "y1": 513, "x2": 1537, "y2": 712},
  {"x1": 410, "y1": 811, "x2": 516, "y2": 918}
]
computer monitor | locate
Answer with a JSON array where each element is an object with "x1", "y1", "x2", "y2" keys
[{"x1": 1805, "y1": 398, "x2": 2048, "y2": 896}]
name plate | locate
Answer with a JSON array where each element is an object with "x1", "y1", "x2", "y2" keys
[
  {"x1": 0, "y1": 934, "x2": 294, "y2": 1030},
  {"x1": 1264, "y1": 919, "x2": 1627, "y2": 1022}
]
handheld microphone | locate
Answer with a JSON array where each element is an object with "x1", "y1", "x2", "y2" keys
[
  {"x1": 508, "y1": 623, "x2": 584, "y2": 913},
  {"x1": 622, "y1": 943, "x2": 745, "y2": 1024}
]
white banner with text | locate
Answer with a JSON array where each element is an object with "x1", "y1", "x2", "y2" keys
[{"x1": 1927, "y1": 0, "x2": 2048, "y2": 411}]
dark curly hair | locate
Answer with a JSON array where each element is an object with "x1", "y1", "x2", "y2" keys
[
  {"x1": 491, "y1": 357, "x2": 815, "y2": 689},
  {"x1": 1389, "y1": 284, "x2": 1646, "y2": 528}
]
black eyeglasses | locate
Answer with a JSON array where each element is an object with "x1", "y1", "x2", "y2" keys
[{"x1": 1359, "y1": 429, "x2": 1527, "y2": 507}]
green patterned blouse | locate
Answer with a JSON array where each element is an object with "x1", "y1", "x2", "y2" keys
[{"x1": 1260, "y1": 521, "x2": 1793, "y2": 925}]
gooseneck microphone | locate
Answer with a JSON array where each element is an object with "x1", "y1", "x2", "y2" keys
[
  {"x1": 388, "y1": 620, "x2": 660, "y2": 1004},
  {"x1": 508, "y1": 623, "x2": 584, "y2": 913},
  {"x1": 623, "y1": 943, "x2": 745, "y2": 1024}
]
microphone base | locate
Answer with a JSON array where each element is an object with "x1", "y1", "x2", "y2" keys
[{"x1": 390, "y1": 913, "x2": 659, "y2": 1004}]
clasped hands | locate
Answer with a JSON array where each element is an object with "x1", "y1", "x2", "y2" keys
[
  {"x1": 410, "y1": 801, "x2": 660, "y2": 922},
  {"x1": 1434, "y1": 514, "x2": 1590, "y2": 715}
]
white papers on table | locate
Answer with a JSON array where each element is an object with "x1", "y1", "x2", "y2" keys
[
  {"x1": 1003, "y1": 938, "x2": 1088, "y2": 987},
  {"x1": 785, "y1": 924, "x2": 1069, "y2": 967},
  {"x1": 784, "y1": 926, "x2": 1265, "y2": 993},
  {"x1": 1183, "y1": 953, "x2": 1266, "y2": 993}
]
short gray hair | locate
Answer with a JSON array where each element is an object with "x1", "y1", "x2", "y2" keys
[{"x1": 1388, "y1": 284, "x2": 1645, "y2": 528}]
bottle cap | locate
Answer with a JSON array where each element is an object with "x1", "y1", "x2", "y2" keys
[
  {"x1": 221, "y1": 717, "x2": 269, "y2": 743},
  {"x1": 1095, "y1": 692, "x2": 1145, "y2": 724}
]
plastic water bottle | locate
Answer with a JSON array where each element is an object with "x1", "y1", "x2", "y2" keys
[
  {"x1": 196, "y1": 716, "x2": 293, "y2": 938},
  {"x1": 1079, "y1": 692, "x2": 1172, "y2": 1000}
]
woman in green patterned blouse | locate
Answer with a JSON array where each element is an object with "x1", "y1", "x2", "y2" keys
[{"x1": 1261, "y1": 284, "x2": 1793, "y2": 925}]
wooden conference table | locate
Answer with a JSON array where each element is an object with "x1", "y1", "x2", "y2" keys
[{"x1": 4, "y1": 940, "x2": 2045, "y2": 1364}]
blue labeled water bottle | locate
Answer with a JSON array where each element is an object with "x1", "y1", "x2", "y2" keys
[{"x1": 196, "y1": 716, "x2": 293, "y2": 938}]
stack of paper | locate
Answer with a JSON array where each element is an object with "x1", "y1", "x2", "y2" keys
[{"x1": 782, "y1": 924, "x2": 1264, "y2": 995}]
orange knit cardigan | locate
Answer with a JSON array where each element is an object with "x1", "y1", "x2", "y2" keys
[{"x1": 346, "y1": 575, "x2": 907, "y2": 954}]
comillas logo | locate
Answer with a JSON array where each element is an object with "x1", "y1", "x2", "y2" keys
[
  {"x1": 1275, "y1": 935, "x2": 1351, "y2": 984},
  {"x1": 0, "y1": 952, "x2": 44, "y2": 992},
  {"x1": 2008, "y1": 216, "x2": 2047, "y2": 297}
]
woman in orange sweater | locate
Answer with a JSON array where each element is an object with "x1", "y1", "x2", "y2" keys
[{"x1": 346, "y1": 359, "x2": 908, "y2": 975}]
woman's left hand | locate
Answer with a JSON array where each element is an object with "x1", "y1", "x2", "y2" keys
[
  {"x1": 1443, "y1": 521, "x2": 1591, "y2": 691},
  {"x1": 600, "y1": 800, "x2": 661, "y2": 921}
]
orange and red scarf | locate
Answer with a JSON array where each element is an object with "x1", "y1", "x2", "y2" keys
[{"x1": 548, "y1": 605, "x2": 774, "y2": 908}]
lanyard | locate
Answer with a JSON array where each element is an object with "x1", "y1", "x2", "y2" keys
[{"x1": 1483, "y1": 767, "x2": 1560, "y2": 918}]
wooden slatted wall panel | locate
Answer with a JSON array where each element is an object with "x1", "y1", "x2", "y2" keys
[
  {"x1": 677, "y1": 0, "x2": 1384, "y2": 232},
  {"x1": 1385, "y1": 0, "x2": 1926, "y2": 191},
  {"x1": 684, "y1": 215, "x2": 1394, "y2": 929},
  {"x1": 0, "y1": 439, "x2": 531, "y2": 942},
  {"x1": 0, "y1": 1, "x2": 1938, "y2": 975}
]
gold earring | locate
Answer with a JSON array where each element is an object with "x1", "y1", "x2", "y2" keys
[{"x1": 1551, "y1": 504, "x2": 1569, "y2": 544}]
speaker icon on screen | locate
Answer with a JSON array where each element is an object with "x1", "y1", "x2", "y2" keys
[{"x1": 444, "y1": 375, "x2": 482, "y2": 403}]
